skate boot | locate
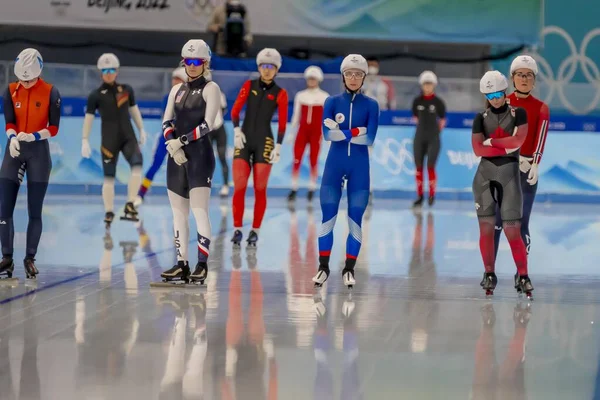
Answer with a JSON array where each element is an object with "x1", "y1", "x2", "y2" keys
[
  {"x1": 190, "y1": 262, "x2": 208, "y2": 285},
  {"x1": 514, "y1": 272, "x2": 521, "y2": 293},
  {"x1": 428, "y1": 195, "x2": 435, "y2": 207},
  {"x1": 104, "y1": 211, "x2": 115, "y2": 229},
  {"x1": 480, "y1": 272, "x2": 498, "y2": 297},
  {"x1": 0, "y1": 257, "x2": 15, "y2": 279},
  {"x1": 246, "y1": 230, "x2": 258, "y2": 248},
  {"x1": 518, "y1": 275, "x2": 534, "y2": 300},
  {"x1": 307, "y1": 190, "x2": 314, "y2": 202},
  {"x1": 120, "y1": 202, "x2": 139, "y2": 222},
  {"x1": 160, "y1": 261, "x2": 190, "y2": 284},
  {"x1": 24, "y1": 257, "x2": 39, "y2": 279},
  {"x1": 231, "y1": 229, "x2": 243, "y2": 248},
  {"x1": 287, "y1": 190, "x2": 297, "y2": 202},
  {"x1": 312, "y1": 266, "x2": 330, "y2": 288},
  {"x1": 342, "y1": 268, "x2": 356, "y2": 289},
  {"x1": 412, "y1": 196, "x2": 424, "y2": 208},
  {"x1": 219, "y1": 185, "x2": 230, "y2": 197}
]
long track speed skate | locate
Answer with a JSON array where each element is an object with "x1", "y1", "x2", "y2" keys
[
  {"x1": 480, "y1": 272, "x2": 498, "y2": 297},
  {"x1": 24, "y1": 257, "x2": 39, "y2": 280},
  {"x1": 150, "y1": 261, "x2": 198, "y2": 288},
  {"x1": 517, "y1": 275, "x2": 534, "y2": 300},
  {"x1": 104, "y1": 212, "x2": 115, "y2": 230},
  {"x1": 231, "y1": 230, "x2": 243, "y2": 249},
  {"x1": 342, "y1": 268, "x2": 356, "y2": 289},
  {"x1": 120, "y1": 202, "x2": 139, "y2": 222},
  {"x1": 246, "y1": 230, "x2": 258, "y2": 249},
  {"x1": 0, "y1": 257, "x2": 18, "y2": 285},
  {"x1": 312, "y1": 266, "x2": 330, "y2": 288},
  {"x1": 189, "y1": 262, "x2": 208, "y2": 285}
]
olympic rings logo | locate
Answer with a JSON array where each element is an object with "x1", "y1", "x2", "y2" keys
[
  {"x1": 372, "y1": 137, "x2": 415, "y2": 175},
  {"x1": 533, "y1": 26, "x2": 600, "y2": 115}
]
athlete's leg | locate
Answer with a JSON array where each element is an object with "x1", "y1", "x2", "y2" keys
[
  {"x1": 308, "y1": 128, "x2": 322, "y2": 192},
  {"x1": 252, "y1": 162, "x2": 272, "y2": 230},
  {"x1": 345, "y1": 156, "x2": 370, "y2": 265},
  {"x1": 24, "y1": 142, "x2": 52, "y2": 258},
  {"x1": 101, "y1": 142, "x2": 120, "y2": 213},
  {"x1": 167, "y1": 157, "x2": 190, "y2": 263},
  {"x1": 0, "y1": 146, "x2": 24, "y2": 258},
  {"x1": 472, "y1": 165, "x2": 497, "y2": 273},
  {"x1": 138, "y1": 134, "x2": 167, "y2": 200},
  {"x1": 232, "y1": 145, "x2": 252, "y2": 229},
  {"x1": 501, "y1": 166, "x2": 527, "y2": 277},
  {"x1": 412, "y1": 136, "x2": 427, "y2": 200},
  {"x1": 427, "y1": 136, "x2": 441, "y2": 200},
  {"x1": 493, "y1": 205, "x2": 503, "y2": 261},
  {"x1": 318, "y1": 153, "x2": 344, "y2": 264},
  {"x1": 292, "y1": 128, "x2": 309, "y2": 191},
  {"x1": 122, "y1": 137, "x2": 144, "y2": 204},
  {"x1": 214, "y1": 125, "x2": 229, "y2": 186},
  {"x1": 520, "y1": 171, "x2": 538, "y2": 255}
]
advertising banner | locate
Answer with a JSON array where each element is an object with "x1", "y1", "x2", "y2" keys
[{"x1": 0, "y1": 0, "x2": 541, "y2": 44}]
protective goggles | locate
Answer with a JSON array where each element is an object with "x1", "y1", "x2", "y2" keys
[
  {"x1": 343, "y1": 70, "x2": 366, "y2": 79},
  {"x1": 485, "y1": 91, "x2": 505, "y2": 100},
  {"x1": 183, "y1": 58, "x2": 205, "y2": 67},
  {"x1": 259, "y1": 64, "x2": 277, "y2": 70},
  {"x1": 101, "y1": 68, "x2": 117, "y2": 75}
]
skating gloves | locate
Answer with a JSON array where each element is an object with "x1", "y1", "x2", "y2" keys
[
  {"x1": 519, "y1": 155, "x2": 532, "y2": 173},
  {"x1": 527, "y1": 163, "x2": 539, "y2": 185},
  {"x1": 166, "y1": 138, "x2": 185, "y2": 156},
  {"x1": 483, "y1": 138, "x2": 492, "y2": 146},
  {"x1": 324, "y1": 118, "x2": 339, "y2": 130},
  {"x1": 17, "y1": 132, "x2": 35, "y2": 142},
  {"x1": 8, "y1": 137, "x2": 20, "y2": 158},
  {"x1": 81, "y1": 139, "x2": 92, "y2": 158},
  {"x1": 139, "y1": 129, "x2": 148, "y2": 146},
  {"x1": 234, "y1": 127, "x2": 246, "y2": 149},
  {"x1": 172, "y1": 149, "x2": 188, "y2": 166},
  {"x1": 269, "y1": 143, "x2": 281, "y2": 164}
]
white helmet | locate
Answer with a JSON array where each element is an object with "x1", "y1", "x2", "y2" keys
[
  {"x1": 256, "y1": 48, "x2": 282, "y2": 69},
  {"x1": 181, "y1": 39, "x2": 212, "y2": 61},
  {"x1": 418, "y1": 70, "x2": 438, "y2": 86},
  {"x1": 14, "y1": 48, "x2": 43, "y2": 81},
  {"x1": 510, "y1": 55, "x2": 538, "y2": 76},
  {"x1": 304, "y1": 66, "x2": 323, "y2": 82},
  {"x1": 97, "y1": 53, "x2": 120, "y2": 70},
  {"x1": 340, "y1": 54, "x2": 368, "y2": 75},
  {"x1": 480, "y1": 71, "x2": 508, "y2": 94},
  {"x1": 172, "y1": 67, "x2": 187, "y2": 82}
]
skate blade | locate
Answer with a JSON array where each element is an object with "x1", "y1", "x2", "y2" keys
[
  {"x1": 150, "y1": 281, "x2": 204, "y2": 289},
  {"x1": 0, "y1": 278, "x2": 19, "y2": 287},
  {"x1": 120, "y1": 216, "x2": 140, "y2": 222}
]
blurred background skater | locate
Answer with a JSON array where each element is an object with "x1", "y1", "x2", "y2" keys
[
  {"x1": 287, "y1": 66, "x2": 329, "y2": 203},
  {"x1": 312, "y1": 54, "x2": 379, "y2": 289},
  {"x1": 135, "y1": 66, "x2": 188, "y2": 207},
  {"x1": 82, "y1": 53, "x2": 148, "y2": 228},
  {"x1": 230, "y1": 48, "x2": 288, "y2": 248},
  {"x1": 207, "y1": 0, "x2": 252, "y2": 57},
  {"x1": 411, "y1": 71, "x2": 446, "y2": 208},
  {"x1": 471, "y1": 71, "x2": 532, "y2": 299},
  {"x1": 494, "y1": 55, "x2": 550, "y2": 261},
  {"x1": 206, "y1": 71, "x2": 231, "y2": 198},
  {"x1": 0, "y1": 48, "x2": 61, "y2": 280},
  {"x1": 158, "y1": 40, "x2": 221, "y2": 286}
]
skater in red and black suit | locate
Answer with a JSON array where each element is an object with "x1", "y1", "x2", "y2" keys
[
  {"x1": 230, "y1": 48, "x2": 288, "y2": 248},
  {"x1": 494, "y1": 55, "x2": 550, "y2": 261}
]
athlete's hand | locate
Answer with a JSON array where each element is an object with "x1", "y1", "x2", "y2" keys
[
  {"x1": 483, "y1": 138, "x2": 492, "y2": 146},
  {"x1": 172, "y1": 148, "x2": 188, "y2": 166},
  {"x1": 17, "y1": 132, "x2": 34, "y2": 142},
  {"x1": 269, "y1": 143, "x2": 281, "y2": 164},
  {"x1": 527, "y1": 163, "x2": 539, "y2": 185},
  {"x1": 519, "y1": 155, "x2": 532, "y2": 173},
  {"x1": 234, "y1": 127, "x2": 246, "y2": 149},
  {"x1": 9, "y1": 137, "x2": 20, "y2": 158},
  {"x1": 324, "y1": 118, "x2": 339, "y2": 130},
  {"x1": 81, "y1": 139, "x2": 92, "y2": 158},
  {"x1": 139, "y1": 129, "x2": 148, "y2": 146},
  {"x1": 165, "y1": 138, "x2": 184, "y2": 157}
]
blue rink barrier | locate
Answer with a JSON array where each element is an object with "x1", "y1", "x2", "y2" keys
[{"x1": 1, "y1": 115, "x2": 600, "y2": 203}]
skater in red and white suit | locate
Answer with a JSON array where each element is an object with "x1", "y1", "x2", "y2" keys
[{"x1": 287, "y1": 66, "x2": 329, "y2": 202}]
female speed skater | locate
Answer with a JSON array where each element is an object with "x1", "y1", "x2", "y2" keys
[
  {"x1": 82, "y1": 53, "x2": 148, "y2": 227},
  {"x1": 156, "y1": 39, "x2": 222, "y2": 286},
  {"x1": 312, "y1": 54, "x2": 380, "y2": 289},
  {"x1": 471, "y1": 70, "x2": 533, "y2": 299},
  {"x1": 494, "y1": 55, "x2": 550, "y2": 260},
  {"x1": 411, "y1": 71, "x2": 446, "y2": 207},
  {"x1": 0, "y1": 48, "x2": 61, "y2": 280},
  {"x1": 230, "y1": 48, "x2": 289, "y2": 248},
  {"x1": 135, "y1": 66, "x2": 188, "y2": 206},
  {"x1": 287, "y1": 66, "x2": 329, "y2": 202}
]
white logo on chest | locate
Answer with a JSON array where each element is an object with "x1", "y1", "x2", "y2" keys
[
  {"x1": 191, "y1": 89, "x2": 202, "y2": 96},
  {"x1": 335, "y1": 113, "x2": 345, "y2": 124}
]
